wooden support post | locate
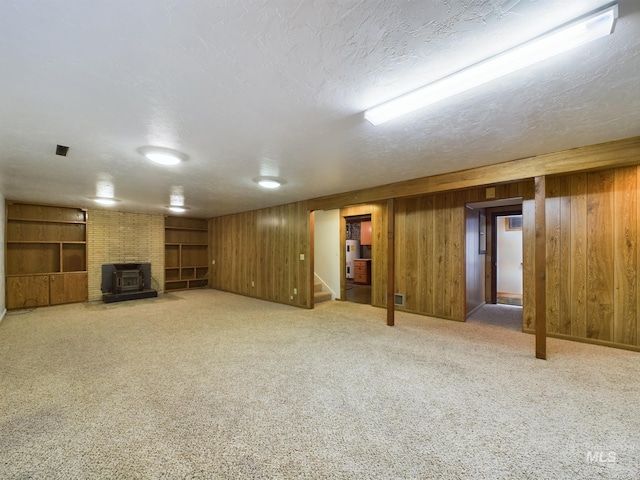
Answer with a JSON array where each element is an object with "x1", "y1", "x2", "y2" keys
[
  {"x1": 534, "y1": 176, "x2": 547, "y2": 359},
  {"x1": 309, "y1": 211, "x2": 315, "y2": 309},
  {"x1": 339, "y1": 214, "x2": 347, "y2": 301},
  {"x1": 387, "y1": 198, "x2": 395, "y2": 326}
]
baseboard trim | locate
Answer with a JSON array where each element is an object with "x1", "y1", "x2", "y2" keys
[{"x1": 0, "y1": 308, "x2": 7, "y2": 324}]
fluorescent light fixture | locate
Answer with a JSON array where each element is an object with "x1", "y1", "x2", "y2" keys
[
  {"x1": 364, "y1": 2, "x2": 618, "y2": 125},
  {"x1": 137, "y1": 146, "x2": 188, "y2": 165},
  {"x1": 255, "y1": 176, "x2": 283, "y2": 189},
  {"x1": 168, "y1": 206, "x2": 187, "y2": 213}
]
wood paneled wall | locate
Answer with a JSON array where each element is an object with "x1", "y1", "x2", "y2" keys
[
  {"x1": 209, "y1": 201, "x2": 311, "y2": 308},
  {"x1": 207, "y1": 138, "x2": 640, "y2": 351},
  {"x1": 541, "y1": 167, "x2": 640, "y2": 347},
  {"x1": 395, "y1": 181, "x2": 533, "y2": 321}
]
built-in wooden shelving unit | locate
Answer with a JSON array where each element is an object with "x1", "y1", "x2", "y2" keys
[
  {"x1": 5, "y1": 201, "x2": 88, "y2": 309},
  {"x1": 164, "y1": 216, "x2": 209, "y2": 291}
]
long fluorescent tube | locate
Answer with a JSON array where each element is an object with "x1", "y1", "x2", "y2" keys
[{"x1": 364, "y1": 2, "x2": 618, "y2": 125}]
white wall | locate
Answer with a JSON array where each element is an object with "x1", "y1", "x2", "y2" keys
[
  {"x1": 314, "y1": 209, "x2": 341, "y2": 299},
  {"x1": 0, "y1": 191, "x2": 5, "y2": 320},
  {"x1": 496, "y1": 215, "x2": 522, "y2": 295}
]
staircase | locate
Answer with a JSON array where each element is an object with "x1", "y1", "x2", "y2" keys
[{"x1": 314, "y1": 282, "x2": 332, "y2": 304}]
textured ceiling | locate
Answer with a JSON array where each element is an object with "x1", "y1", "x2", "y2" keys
[{"x1": 1, "y1": 0, "x2": 639, "y2": 217}]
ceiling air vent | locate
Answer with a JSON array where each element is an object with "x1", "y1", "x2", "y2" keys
[{"x1": 55, "y1": 144, "x2": 69, "y2": 156}]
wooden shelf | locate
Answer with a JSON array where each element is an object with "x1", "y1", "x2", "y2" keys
[
  {"x1": 7, "y1": 271, "x2": 88, "y2": 277},
  {"x1": 164, "y1": 216, "x2": 209, "y2": 291},
  {"x1": 165, "y1": 243, "x2": 209, "y2": 246},
  {"x1": 7, "y1": 240, "x2": 86, "y2": 244},
  {"x1": 7, "y1": 218, "x2": 86, "y2": 225},
  {"x1": 165, "y1": 226, "x2": 207, "y2": 232},
  {"x1": 5, "y1": 201, "x2": 88, "y2": 309}
]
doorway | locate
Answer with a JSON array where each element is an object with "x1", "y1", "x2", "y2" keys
[
  {"x1": 345, "y1": 214, "x2": 372, "y2": 305},
  {"x1": 493, "y1": 212, "x2": 523, "y2": 306},
  {"x1": 465, "y1": 198, "x2": 524, "y2": 331}
]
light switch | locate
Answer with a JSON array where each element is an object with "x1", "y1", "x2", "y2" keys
[{"x1": 299, "y1": 254, "x2": 305, "y2": 261}]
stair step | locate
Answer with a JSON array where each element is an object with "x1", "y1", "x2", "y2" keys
[
  {"x1": 314, "y1": 282, "x2": 323, "y2": 292},
  {"x1": 314, "y1": 291, "x2": 332, "y2": 303}
]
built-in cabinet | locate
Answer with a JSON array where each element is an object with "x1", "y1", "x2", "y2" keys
[
  {"x1": 354, "y1": 259, "x2": 371, "y2": 285},
  {"x1": 5, "y1": 201, "x2": 88, "y2": 309},
  {"x1": 165, "y1": 216, "x2": 209, "y2": 291}
]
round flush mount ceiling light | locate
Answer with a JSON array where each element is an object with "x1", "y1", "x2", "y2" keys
[
  {"x1": 137, "y1": 146, "x2": 188, "y2": 166},
  {"x1": 167, "y1": 205, "x2": 189, "y2": 213},
  {"x1": 254, "y1": 176, "x2": 283, "y2": 189},
  {"x1": 92, "y1": 197, "x2": 119, "y2": 206}
]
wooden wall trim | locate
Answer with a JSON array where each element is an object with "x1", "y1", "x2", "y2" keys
[{"x1": 308, "y1": 136, "x2": 640, "y2": 211}]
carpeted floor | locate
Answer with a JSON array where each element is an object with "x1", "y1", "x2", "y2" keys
[
  {"x1": 1, "y1": 289, "x2": 638, "y2": 479},
  {"x1": 467, "y1": 304, "x2": 523, "y2": 331}
]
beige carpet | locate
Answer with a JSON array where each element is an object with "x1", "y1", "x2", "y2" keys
[{"x1": 1, "y1": 289, "x2": 638, "y2": 479}]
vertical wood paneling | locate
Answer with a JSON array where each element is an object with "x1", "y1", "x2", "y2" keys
[
  {"x1": 570, "y1": 173, "x2": 588, "y2": 338},
  {"x1": 372, "y1": 202, "x2": 388, "y2": 307},
  {"x1": 433, "y1": 193, "x2": 446, "y2": 317},
  {"x1": 208, "y1": 170, "x2": 640, "y2": 349},
  {"x1": 614, "y1": 167, "x2": 637, "y2": 345},
  {"x1": 394, "y1": 191, "x2": 467, "y2": 321},
  {"x1": 421, "y1": 196, "x2": 435, "y2": 314},
  {"x1": 449, "y1": 191, "x2": 465, "y2": 320},
  {"x1": 208, "y1": 201, "x2": 310, "y2": 308},
  {"x1": 559, "y1": 177, "x2": 572, "y2": 334},
  {"x1": 586, "y1": 170, "x2": 615, "y2": 341},
  {"x1": 546, "y1": 177, "x2": 561, "y2": 334},
  {"x1": 540, "y1": 167, "x2": 639, "y2": 347},
  {"x1": 394, "y1": 199, "x2": 409, "y2": 308},
  {"x1": 522, "y1": 196, "x2": 536, "y2": 331},
  {"x1": 391, "y1": 182, "x2": 532, "y2": 323}
]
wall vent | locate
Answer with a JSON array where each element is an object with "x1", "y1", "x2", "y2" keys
[
  {"x1": 394, "y1": 293, "x2": 405, "y2": 306},
  {"x1": 56, "y1": 144, "x2": 69, "y2": 156}
]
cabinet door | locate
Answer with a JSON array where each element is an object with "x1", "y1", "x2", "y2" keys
[
  {"x1": 6, "y1": 275, "x2": 49, "y2": 309},
  {"x1": 360, "y1": 221, "x2": 372, "y2": 245},
  {"x1": 50, "y1": 273, "x2": 88, "y2": 305}
]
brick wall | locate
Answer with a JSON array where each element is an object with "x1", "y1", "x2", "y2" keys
[{"x1": 87, "y1": 209, "x2": 165, "y2": 301}]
